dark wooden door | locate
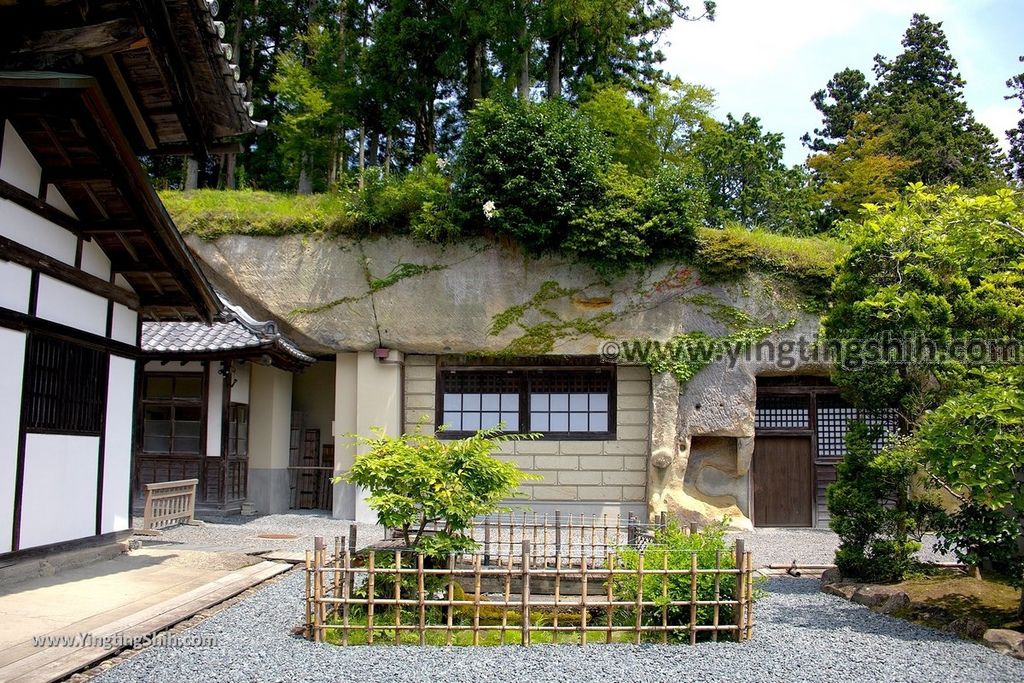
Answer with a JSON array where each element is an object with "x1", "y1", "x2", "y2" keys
[{"x1": 752, "y1": 436, "x2": 813, "y2": 527}]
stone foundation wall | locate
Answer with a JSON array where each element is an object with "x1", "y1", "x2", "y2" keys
[{"x1": 404, "y1": 355, "x2": 650, "y2": 513}]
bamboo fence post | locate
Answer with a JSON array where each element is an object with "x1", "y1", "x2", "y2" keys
[
  {"x1": 689, "y1": 522, "x2": 698, "y2": 536},
  {"x1": 689, "y1": 551, "x2": 698, "y2": 646},
  {"x1": 602, "y1": 514, "x2": 609, "y2": 563},
  {"x1": 312, "y1": 546, "x2": 323, "y2": 643},
  {"x1": 554, "y1": 510, "x2": 562, "y2": 561},
  {"x1": 417, "y1": 553, "x2": 426, "y2": 646},
  {"x1": 367, "y1": 551, "x2": 375, "y2": 645},
  {"x1": 745, "y1": 551, "x2": 754, "y2": 640},
  {"x1": 341, "y1": 545, "x2": 351, "y2": 646},
  {"x1": 541, "y1": 513, "x2": 549, "y2": 567},
  {"x1": 734, "y1": 539, "x2": 745, "y2": 642},
  {"x1": 567, "y1": 514, "x2": 574, "y2": 563},
  {"x1": 484, "y1": 519, "x2": 491, "y2": 567},
  {"x1": 661, "y1": 551, "x2": 669, "y2": 645},
  {"x1": 349, "y1": 524, "x2": 358, "y2": 553},
  {"x1": 394, "y1": 550, "x2": 402, "y2": 646},
  {"x1": 521, "y1": 540, "x2": 531, "y2": 646},
  {"x1": 589, "y1": 515, "x2": 596, "y2": 562},
  {"x1": 532, "y1": 512, "x2": 539, "y2": 563},
  {"x1": 553, "y1": 554, "x2": 562, "y2": 644},
  {"x1": 712, "y1": 549, "x2": 721, "y2": 642},
  {"x1": 304, "y1": 549, "x2": 312, "y2": 639},
  {"x1": 333, "y1": 537, "x2": 342, "y2": 618},
  {"x1": 491, "y1": 520, "x2": 499, "y2": 569},
  {"x1": 580, "y1": 557, "x2": 588, "y2": 646},
  {"x1": 473, "y1": 554, "x2": 482, "y2": 646},
  {"x1": 634, "y1": 551, "x2": 644, "y2": 645},
  {"x1": 500, "y1": 558, "x2": 511, "y2": 645},
  {"x1": 446, "y1": 554, "x2": 455, "y2": 646},
  {"x1": 659, "y1": 511, "x2": 667, "y2": 530},
  {"x1": 605, "y1": 551, "x2": 615, "y2": 644}
]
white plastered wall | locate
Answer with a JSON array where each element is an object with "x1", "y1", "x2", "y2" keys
[
  {"x1": 101, "y1": 355, "x2": 136, "y2": 533},
  {"x1": 333, "y1": 351, "x2": 403, "y2": 523},
  {"x1": 0, "y1": 328, "x2": 26, "y2": 553}
]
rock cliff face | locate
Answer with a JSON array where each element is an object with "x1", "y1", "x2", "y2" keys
[{"x1": 188, "y1": 234, "x2": 828, "y2": 527}]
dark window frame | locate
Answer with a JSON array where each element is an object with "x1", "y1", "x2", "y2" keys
[
  {"x1": 435, "y1": 365, "x2": 617, "y2": 440},
  {"x1": 227, "y1": 402, "x2": 249, "y2": 458},
  {"x1": 140, "y1": 371, "x2": 207, "y2": 457},
  {"x1": 24, "y1": 334, "x2": 107, "y2": 436}
]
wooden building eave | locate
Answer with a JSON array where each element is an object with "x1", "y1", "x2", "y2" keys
[{"x1": 0, "y1": 72, "x2": 220, "y2": 321}]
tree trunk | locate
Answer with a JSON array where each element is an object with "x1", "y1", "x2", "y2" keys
[
  {"x1": 546, "y1": 34, "x2": 562, "y2": 99},
  {"x1": 357, "y1": 123, "x2": 365, "y2": 189},
  {"x1": 518, "y1": 1, "x2": 530, "y2": 101},
  {"x1": 367, "y1": 132, "x2": 379, "y2": 168},
  {"x1": 184, "y1": 157, "x2": 199, "y2": 190},
  {"x1": 225, "y1": 153, "x2": 237, "y2": 189},
  {"x1": 297, "y1": 153, "x2": 313, "y2": 194},
  {"x1": 384, "y1": 132, "x2": 392, "y2": 176},
  {"x1": 467, "y1": 39, "x2": 484, "y2": 104}
]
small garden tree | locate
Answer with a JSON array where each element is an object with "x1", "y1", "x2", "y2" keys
[
  {"x1": 339, "y1": 426, "x2": 538, "y2": 557},
  {"x1": 824, "y1": 185, "x2": 1024, "y2": 585},
  {"x1": 827, "y1": 424, "x2": 940, "y2": 583}
]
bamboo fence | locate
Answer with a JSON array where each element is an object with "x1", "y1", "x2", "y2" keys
[
  {"x1": 304, "y1": 531, "x2": 755, "y2": 647},
  {"x1": 388, "y1": 511, "x2": 678, "y2": 567}
]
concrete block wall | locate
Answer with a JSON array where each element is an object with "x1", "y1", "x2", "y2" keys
[{"x1": 404, "y1": 356, "x2": 651, "y2": 514}]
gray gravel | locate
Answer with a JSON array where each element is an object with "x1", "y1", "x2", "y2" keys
[
  {"x1": 728, "y1": 528, "x2": 952, "y2": 568},
  {"x1": 93, "y1": 570, "x2": 1022, "y2": 683},
  {"x1": 134, "y1": 512, "x2": 384, "y2": 554}
]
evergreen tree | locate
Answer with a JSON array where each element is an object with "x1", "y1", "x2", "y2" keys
[
  {"x1": 802, "y1": 68, "x2": 870, "y2": 153},
  {"x1": 870, "y1": 13, "x2": 1004, "y2": 186},
  {"x1": 1007, "y1": 56, "x2": 1024, "y2": 184}
]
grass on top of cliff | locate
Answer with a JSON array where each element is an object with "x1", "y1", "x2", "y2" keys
[
  {"x1": 159, "y1": 189, "x2": 357, "y2": 238},
  {"x1": 161, "y1": 189, "x2": 846, "y2": 289}
]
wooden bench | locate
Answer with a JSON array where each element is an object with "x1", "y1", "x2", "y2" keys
[{"x1": 139, "y1": 479, "x2": 200, "y2": 533}]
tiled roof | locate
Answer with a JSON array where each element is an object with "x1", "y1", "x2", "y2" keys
[{"x1": 141, "y1": 294, "x2": 314, "y2": 365}]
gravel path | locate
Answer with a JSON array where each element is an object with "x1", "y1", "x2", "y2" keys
[
  {"x1": 728, "y1": 528, "x2": 951, "y2": 567},
  {"x1": 134, "y1": 512, "x2": 384, "y2": 554},
  {"x1": 93, "y1": 571, "x2": 1023, "y2": 683}
]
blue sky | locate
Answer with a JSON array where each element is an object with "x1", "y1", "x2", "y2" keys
[{"x1": 659, "y1": 0, "x2": 1024, "y2": 165}]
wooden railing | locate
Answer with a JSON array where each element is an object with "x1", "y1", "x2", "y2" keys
[
  {"x1": 140, "y1": 479, "x2": 199, "y2": 532},
  {"x1": 305, "y1": 535, "x2": 755, "y2": 646}
]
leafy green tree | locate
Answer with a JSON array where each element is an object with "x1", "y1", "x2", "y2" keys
[
  {"x1": 454, "y1": 97, "x2": 609, "y2": 251},
  {"x1": 341, "y1": 426, "x2": 538, "y2": 557},
  {"x1": 580, "y1": 81, "x2": 713, "y2": 175},
  {"x1": 915, "y1": 370, "x2": 1024, "y2": 614},
  {"x1": 828, "y1": 424, "x2": 940, "y2": 583},
  {"x1": 807, "y1": 113, "x2": 915, "y2": 219},
  {"x1": 690, "y1": 113, "x2": 819, "y2": 233},
  {"x1": 824, "y1": 185, "x2": 1024, "y2": 593},
  {"x1": 564, "y1": 163, "x2": 707, "y2": 274}
]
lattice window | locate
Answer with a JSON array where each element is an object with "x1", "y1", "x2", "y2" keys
[
  {"x1": 754, "y1": 394, "x2": 810, "y2": 429},
  {"x1": 816, "y1": 394, "x2": 898, "y2": 462},
  {"x1": 141, "y1": 373, "x2": 204, "y2": 455},
  {"x1": 25, "y1": 335, "x2": 106, "y2": 435},
  {"x1": 228, "y1": 403, "x2": 249, "y2": 457},
  {"x1": 440, "y1": 372, "x2": 521, "y2": 432},
  {"x1": 529, "y1": 372, "x2": 611, "y2": 434},
  {"x1": 438, "y1": 368, "x2": 614, "y2": 436}
]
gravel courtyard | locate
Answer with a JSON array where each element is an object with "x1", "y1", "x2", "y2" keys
[{"x1": 92, "y1": 570, "x2": 1023, "y2": 683}]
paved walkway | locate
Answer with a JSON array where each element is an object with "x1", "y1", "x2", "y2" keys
[{"x1": 0, "y1": 548, "x2": 288, "y2": 682}]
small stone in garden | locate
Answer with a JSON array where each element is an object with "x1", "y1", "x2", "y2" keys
[
  {"x1": 874, "y1": 592, "x2": 911, "y2": 615},
  {"x1": 982, "y1": 628, "x2": 1024, "y2": 660},
  {"x1": 819, "y1": 567, "x2": 842, "y2": 585},
  {"x1": 946, "y1": 617, "x2": 988, "y2": 640}
]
